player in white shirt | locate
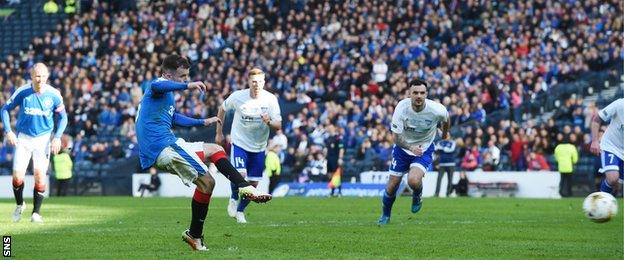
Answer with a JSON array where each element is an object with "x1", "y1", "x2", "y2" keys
[
  {"x1": 378, "y1": 79, "x2": 450, "y2": 225},
  {"x1": 590, "y1": 98, "x2": 624, "y2": 195},
  {"x1": 216, "y1": 68, "x2": 282, "y2": 223}
]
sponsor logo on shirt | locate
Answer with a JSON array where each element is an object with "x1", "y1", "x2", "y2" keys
[{"x1": 24, "y1": 107, "x2": 52, "y2": 117}]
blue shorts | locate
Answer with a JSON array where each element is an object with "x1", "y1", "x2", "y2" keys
[
  {"x1": 231, "y1": 143, "x2": 266, "y2": 181},
  {"x1": 389, "y1": 144, "x2": 435, "y2": 176},
  {"x1": 601, "y1": 150, "x2": 624, "y2": 180}
]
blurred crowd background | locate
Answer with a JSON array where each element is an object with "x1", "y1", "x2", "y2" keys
[{"x1": 0, "y1": 0, "x2": 622, "y2": 195}]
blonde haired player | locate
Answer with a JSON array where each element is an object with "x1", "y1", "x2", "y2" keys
[
  {"x1": 216, "y1": 67, "x2": 282, "y2": 223},
  {"x1": 1, "y1": 63, "x2": 67, "y2": 223}
]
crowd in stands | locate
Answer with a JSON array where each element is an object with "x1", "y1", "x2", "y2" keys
[{"x1": 0, "y1": 0, "x2": 622, "y2": 178}]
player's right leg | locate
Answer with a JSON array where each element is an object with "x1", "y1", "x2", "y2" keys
[
  {"x1": 201, "y1": 143, "x2": 271, "y2": 203},
  {"x1": 599, "y1": 150, "x2": 623, "y2": 195},
  {"x1": 407, "y1": 144, "x2": 435, "y2": 213},
  {"x1": 235, "y1": 148, "x2": 265, "y2": 223},
  {"x1": 11, "y1": 136, "x2": 30, "y2": 223},
  {"x1": 228, "y1": 144, "x2": 248, "y2": 218},
  {"x1": 11, "y1": 170, "x2": 27, "y2": 223},
  {"x1": 378, "y1": 145, "x2": 412, "y2": 225}
]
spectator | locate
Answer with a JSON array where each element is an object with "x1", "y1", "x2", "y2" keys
[
  {"x1": 52, "y1": 145, "x2": 73, "y2": 196},
  {"x1": 460, "y1": 148, "x2": 479, "y2": 171},
  {"x1": 303, "y1": 153, "x2": 327, "y2": 183},
  {"x1": 271, "y1": 129, "x2": 288, "y2": 152},
  {"x1": 510, "y1": 134, "x2": 527, "y2": 171},
  {"x1": 435, "y1": 138, "x2": 457, "y2": 197},
  {"x1": 526, "y1": 150, "x2": 550, "y2": 171},
  {"x1": 554, "y1": 135, "x2": 579, "y2": 197},
  {"x1": 43, "y1": 0, "x2": 59, "y2": 14},
  {"x1": 110, "y1": 139, "x2": 125, "y2": 159},
  {"x1": 265, "y1": 143, "x2": 282, "y2": 195},
  {"x1": 451, "y1": 171, "x2": 469, "y2": 197},
  {"x1": 482, "y1": 140, "x2": 500, "y2": 171},
  {"x1": 138, "y1": 168, "x2": 161, "y2": 197}
]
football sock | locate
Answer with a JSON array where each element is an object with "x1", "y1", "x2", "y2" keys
[
  {"x1": 412, "y1": 185, "x2": 423, "y2": 204},
  {"x1": 189, "y1": 189, "x2": 211, "y2": 238},
  {"x1": 382, "y1": 190, "x2": 396, "y2": 217},
  {"x1": 210, "y1": 151, "x2": 250, "y2": 188},
  {"x1": 13, "y1": 179, "x2": 24, "y2": 205},
  {"x1": 33, "y1": 183, "x2": 46, "y2": 214},
  {"x1": 600, "y1": 179, "x2": 613, "y2": 194},
  {"x1": 237, "y1": 183, "x2": 256, "y2": 212},
  {"x1": 230, "y1": 182, "x2": 239, "y2": 200},
  {"x1": 237, "y1": 197, "x2": 251, "y2": 212}
]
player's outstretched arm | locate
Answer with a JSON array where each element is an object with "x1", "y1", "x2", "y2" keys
[
  {"x1": 172, "y1": 113, "x2": 220, "y2": 127},
  {"x1": 152, "y1": 80, "x2": 206, "y2": 93},
  {"x1": 590, "y1": 113, "x2": 603, "y2": 155}
]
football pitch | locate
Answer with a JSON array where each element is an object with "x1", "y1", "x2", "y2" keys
[{"x1": 1, "y1": 197, "x2": 622, "y2": 259}]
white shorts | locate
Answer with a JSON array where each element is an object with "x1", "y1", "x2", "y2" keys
[
  {"x1": 13, "y1": 133, "x2": 51, "y2": 173},
  {"x1": 155, "y1": 138, "x2": 209, "y2": 186}
]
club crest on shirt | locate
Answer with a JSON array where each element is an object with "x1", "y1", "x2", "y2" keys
[{"x1": 43, "y1": 98, "x2": 53, "y2": 109}]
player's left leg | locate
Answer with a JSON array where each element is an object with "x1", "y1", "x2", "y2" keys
[
  {"x1": 200, "y1": 143, "x2": 270, "y2": 203},
  {"x1": 407, "y1": 166, "x2": 425, "y2": 213},
  {"x1": 158, "y1": 139, "x2": 212, "y2": 251},
  {"x1": 236, "y1": 149, "x2": 265, "y2": 223},
  {"x1": 407, "y1": 144, "x2": 435, "y2": 213},
  {"x1": 599, "y1": 151, "x2": 623, "y2": 195},
  {"x1": 188, "y1": 174, "x2": 215, "y2": 243},
  {"x1": 30, "y1": 135, "x2": 52, "y2": 223}
]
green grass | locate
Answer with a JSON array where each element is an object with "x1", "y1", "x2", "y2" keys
[{"x1": 1, "y1": 197, "x2": 622, "y2": 259}]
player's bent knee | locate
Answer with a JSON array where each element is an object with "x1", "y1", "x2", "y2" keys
[
  {"x1": 12, "y1": 171, "x2": 26, "y2": 179},
  {"x1": 195, "y1": 175, "x2": 215, "y2": 193},
  {"x1": 203, "y1": 143, "x2": 224, "y2": 156},
  {"x1": 605, "y1": 171, "x2": 619, "y2": 184}
]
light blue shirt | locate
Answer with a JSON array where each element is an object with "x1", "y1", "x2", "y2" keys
[{"x1": 1, "y1": 83, "x2": 67, "y2": 138}]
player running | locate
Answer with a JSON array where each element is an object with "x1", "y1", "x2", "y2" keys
[
  {"x1": 378, "y1": 79, "x2": 450, "y2": 225},
  {"x1": 1, "y1": 63, "x2": 67, "y2": 223},
  {"x1": 590, "y1": 98, "x2": 624, "y2": 195},
  {"x1": 136, "y1": 54, "x2": 271, "y2": 251},
  {"x1": 216, "y1": 67, "x2": 282, "y2": 224}
]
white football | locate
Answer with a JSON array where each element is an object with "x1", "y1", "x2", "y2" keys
[{"x1": 582, "y1": 192, "x2": 618, "y2": 223}]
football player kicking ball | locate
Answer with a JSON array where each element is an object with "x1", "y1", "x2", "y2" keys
[
  {"x1": 216, "y1": 68, "x2": 281, "y2": 224},
  {"x1": 136, "y1": 54, "x2": 271, "y2": 251},
  {"x1": 590, "y1": 98, "x2": 624, "y2": 195},
  {"x1": 378, "y1": 79, "x2": 450, "y2": 225}
]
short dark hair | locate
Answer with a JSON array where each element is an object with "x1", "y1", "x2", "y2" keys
[
  {"x1": 409, "y1": 78, "x2": 428, "y2": 88},
  {"x1": 162, "y1": 54, "x2": 190, "y2": 72}
]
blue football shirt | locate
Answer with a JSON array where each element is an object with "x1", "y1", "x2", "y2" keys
[
  {"x1": 135, "y1": 77, "x2": 189, "y2": 169},
  {"x1": 2, "y1": 84, "x2": 64, "y2": 137}
]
